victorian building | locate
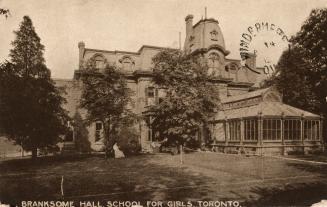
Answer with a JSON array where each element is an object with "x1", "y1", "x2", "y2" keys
[{"x1": 55, "y1": 14, "x2": 323, "y2": 155}]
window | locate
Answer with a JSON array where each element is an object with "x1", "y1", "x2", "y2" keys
[
  {"x1": 147, "y1": 87, "x2": 155, "y2": 98},
  {"x1": 94, "y1": 56, "x2": 105, "y2": 70},
  {"x1": 284, "y1": 119, "x2": 301, "y2": 140},
  {"x1": 147, "y1": 128, "x2": 152, "y2": 141},
  {"x1": 229, "y1": 64, "x2": 238, "y2": 74},
  {"x1": 244, "y1": 119, "x2": 258, "y2": 141},
  {"x1": 145, "y1": 87, "x2": 156, "y2": 106},
  {"x1": 146, "y1": 117, "x2": 157, "y2": 142},
  {"x1": 208, "y1": 53, "x2": 221, "y2": 75},
  {"x1": 263, "y1": 119, "x2": 281, "y2": 140},
  {"x1": 210, "y1": 30, "x2": 219, "y2": 41},
  {"x1": 229, "y1": 120, "x2": 241, "y2": 141},
  {"x1": 95, "y1": 122, "x2": 103, "y2": 142},
  {"x1": 304, "y1": 120, "x2": 320, "y2": 140},
  {"x1": 120, "y1": 56, "x2": 135, "y2": 71}
]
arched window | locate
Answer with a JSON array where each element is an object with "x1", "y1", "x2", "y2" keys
[
  {"x1": 119, "y1": 56, "x2": 135, "y2": 71},
  {"x1": 208, "y1": 52, "x2": 221, "y2": 75},
  {"x1": 229, "y1": 64, "x2": 238, "y2": 74}
]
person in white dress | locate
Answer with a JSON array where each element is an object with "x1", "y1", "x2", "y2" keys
[{"x1": 113, "y1": 143, "x2": 125, "y2": 158}]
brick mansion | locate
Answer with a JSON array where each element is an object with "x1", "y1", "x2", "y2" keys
[{"x1": 55, "y1": 14, "x2": 323, "y2": 155}]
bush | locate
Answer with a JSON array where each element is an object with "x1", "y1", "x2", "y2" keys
[
  {"x1": 116, "y1": 126, "x2": 141, "y2": 156},
  {"x1": 185, "y1": 138, "x2": 201, "y2": 150}
]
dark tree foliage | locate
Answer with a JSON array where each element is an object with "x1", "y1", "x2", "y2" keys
[
  {"x1": 0, "y1": 16, "x2": 69, "y2": 158},
  {"x1": 148, "y1": 49, "x2": 220, "y2": 147},
  {"x1": 292, "y1": 9, "x2": 327, "y2": 112},
  {"x1": 264, "y1": 8, "x2": 327, "y2": 140},
  {"x1": 73, "y1": 112, "x2": 91, "y2": 153},
  {"x1": 80, "y1": 64, "x2": 135, "y2": 156},
  {"x1": 0, "y1": 8, "x2": 10, "y2": 18},
  {"x1": 264, "y1": 47, "x2": 320, "y2": 112}
]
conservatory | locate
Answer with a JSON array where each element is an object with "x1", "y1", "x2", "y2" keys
[{"x1": 211, "y1": 87, "x2": 323, "y2": 155}]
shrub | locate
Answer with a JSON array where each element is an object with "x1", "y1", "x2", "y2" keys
[
  {"x1": 116, "y1": 126, "x2": 141, "y2": 156},
  {"x1": 185, "y1": 138, "x2": 201, "y2": 150}
]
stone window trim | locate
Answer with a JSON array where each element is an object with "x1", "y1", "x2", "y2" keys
[
  {"x1": 225, "y1": 63, "x2": 239, "y2": 74},
  {"x1": 119, "y1": 55, "x2": 135, "y2": 64},
  {"x1": 88, "y1": 53, "x2": 108, "y2": 70},
  {"x1": 119, "y1": 55, "x2": 135, "y2": 71}
]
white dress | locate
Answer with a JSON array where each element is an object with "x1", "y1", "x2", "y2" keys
[{"x1": 113, "y1": 143, "x2": 125, "y2": 158}]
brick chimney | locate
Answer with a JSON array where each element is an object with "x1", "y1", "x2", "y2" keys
[
  {"x1": 243, "y1": 52, "x2": 256, "y2": 70},
  {"x1": 185, "y1": 14, "x2": 194, "y2": 38},
  {"x1": 78, "y1": 41, "x2": 85, "y2": 69},
  {"x1": 184, "y1": 15, "x2": 194, "y2": 51}
]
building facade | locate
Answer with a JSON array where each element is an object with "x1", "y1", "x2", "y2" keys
[{"x1": 55, "y1": 14, "x2": 323, "y2": 155}]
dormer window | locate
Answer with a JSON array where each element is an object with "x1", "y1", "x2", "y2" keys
[
  {"x1": 94, "y1": 55, "x2": 105, "y2": 70},
  {"x1": 119, "y1": 56, "x2": 135, "y2": 71},
  {"x1": 229, "y1": 64, "x2": 238, "y2": 74},
  {"x1": 89, "y1": 54, "x2": 107, "y2": 71},
  {"x1": 210, "y1": 30, "x2": 218, "y2": 41},
  {"x1": 225, "y1": 63, "x2": 239, "y2": 81}
]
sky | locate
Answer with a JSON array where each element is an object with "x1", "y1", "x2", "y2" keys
[{"x1": 0, "y1": 0, "x2": 326, "y2": 79}]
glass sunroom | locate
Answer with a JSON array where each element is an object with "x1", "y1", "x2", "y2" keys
[{"x1": 211, "y1": 88, "x2": 323, "y2": 155}]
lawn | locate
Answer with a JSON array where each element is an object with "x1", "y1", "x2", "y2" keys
[{"x1": 1, "y1": 152, "x2": 327, "y2": 207}]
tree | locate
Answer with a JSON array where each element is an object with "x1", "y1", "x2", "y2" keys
[
  {"x1": 0, "y1": 16, "x2": 68, "y2": 158},
  {"x1": 264, "y1": 46, "x2": 320, "y2": 113},
  {"x1": 147, "y1": 49, "x2": 220, "y2": 150},
  {"x1": 264, "y1": 8, "x2": 327, "y2": 140},
  {"x1": 73, "y1": 112, "x2": 91, "y2": 153},
  {"x1": 80, "y1": 64, "x2": 135, "y2": 157},
  {"x1": 292, "y1": 8, "x2": 327, "y2": 114},
  {"x1": 0, "y1": 8, "x2": 10, "y2": 18}
]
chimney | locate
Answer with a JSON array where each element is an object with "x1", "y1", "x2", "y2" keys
[
  {"x1": 184, "y1": 15, "x2": 194, "y2": 52},
  {"x1": 243, "y1": 52, "x2": 256, "y2": 70},
  {"x1": 78, "y1": 41, "x2": 85, "y2": 69},
  {"x1": 185, "y1": 14, "x2": 194, "y2": 39}
]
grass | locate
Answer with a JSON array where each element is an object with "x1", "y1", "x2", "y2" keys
[{"x1": 1, "y1": 152, "x2": 327, "y2": 207}]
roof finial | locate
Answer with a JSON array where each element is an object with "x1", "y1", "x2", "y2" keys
[{"x1": 205, "y1": 7, "x2": 207, "y2": 19}]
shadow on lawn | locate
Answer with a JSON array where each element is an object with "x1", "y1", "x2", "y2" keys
[
  {"x1": 243, "y1": 160, "x2": 327, "y2": 207},
  {"x1": 0, "y1": 154, "x2": 218, "y2": 205},
  {"x1": 3, "y1": 153, "x2": 327, "y2": 206},
  {"x1": 0, "y1": 154, "x2": 91, "y2": 173}
]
